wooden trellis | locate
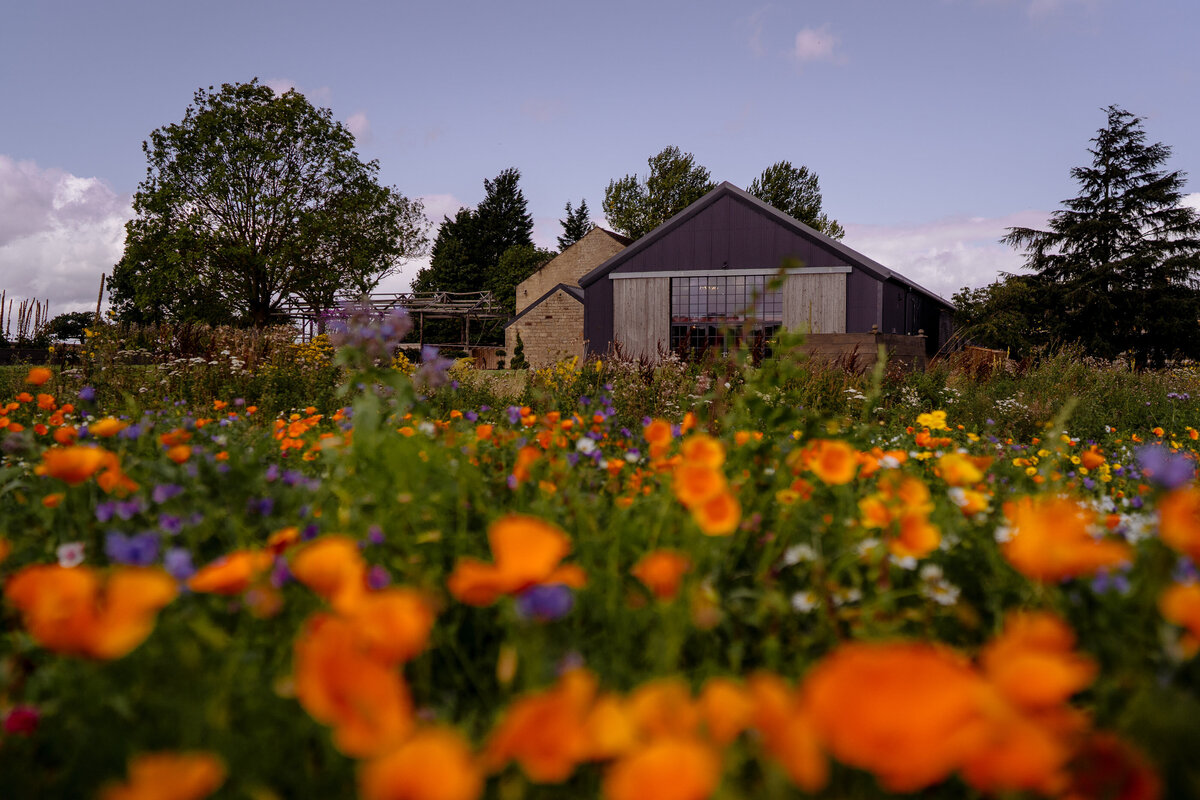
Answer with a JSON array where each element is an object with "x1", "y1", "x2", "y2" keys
[{"x1": 278, "y1": 291, "x2": 509, "y2": 347}]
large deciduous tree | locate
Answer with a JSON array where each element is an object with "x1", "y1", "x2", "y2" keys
[
  {"x1": 1001, "y1": 105, "x2": 1200, "y2": 366},
  {"x1": 748, "y1": 160, "x2": 845, "y2": 240},
  {"x1": 603, "y1": 146, "x2": 715, "y2": 240},
  {"x1": 110, "y1": 80, "x2": 428, "y2": 326}
]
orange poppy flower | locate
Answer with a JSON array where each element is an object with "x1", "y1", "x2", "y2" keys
[
  {"x1": 603, "y1": 738, "x2": 721, "y2": 800},
  {"x1": 359, "y1": 727, "x2": 483, "y2": 800},
  {"x1": 345, "y1": 588, "x2": 436, "y2": 665},
  {"x1": 1159, "y1": 487, "x2": 1200, "y2": 562},
  {"x1": 631, "y1": 550, "x2": 690, "y2": 600},
  {"x1": 698, "y1": 677, "x2": 753, "y2": 746},
  {"x1": 583, "y1": 694, "x2": 639, "y2": 760},
  {"x1": 89, "y1": 417, "x2": 128, "y2": 438},
  {"x1": 187, "y1": 550, "x2": 273, "y2": 595},
  {"x1": 1001, "y1": 496, "x2": 1131, "y2": 582},
  {"x1": 801, "y1": 641, "x2": 991, "y2": 793},
  {"x1": 936, "y1": 453, "x2": 991, "y2": 487},
  {"x1": 691, "y1": 491, "x2": 741, "y2": 536},
  {"x1": 100, "y1": 751, "x2": 226, "y2": 800},
  {"x1": 484, "y1": 668, "x2": 597, "y2": 782},
  {"x1": 290, "y1": 535, "x2": 367, "y2": 611},
  {"x1": 293, "y1": 614, "x2": 414, "y2": 758},
  {"x1": 680, "y1": 433, "x2": 724, "y2": 469},
  {"x1": 25, "y1": 367, "x2": 52, "y2": 386},
  {"x1": 746, "y1": 672, "x2": 828, "y2": 792},
  {"x1": 980, "y1": 612, "x2": 1095, "y2": 712},
  {"x1": 672, "y1": 464, "x2": 727, "y2": 508},
  {"x1": 37, "y1": 445, "x2": 110, "y2": 485},
  {"x1": 166, "y1": 444, "x2": 192, "y2": 464},
  {"x1": 644, "y1": 419, "x2": 674, "y2": 458},
  {"x1": 5, "y1": 565, "x2": 177, "y2": 660},
  {"x1": 447, "y1": 515, "x2": 574, "y2": 606},
  {"x1": 627, "y1": 678, "x2": 701, "y2": 740},
  {"x1": 889, "y1": 512, "x2": 941, "y2": 560},
  {"x1": 805, "y1": 440, "x2": 859, "y2": 485},
  {"x1": 1159, "y1": 582, "x2": 1200, "y2": 649}
]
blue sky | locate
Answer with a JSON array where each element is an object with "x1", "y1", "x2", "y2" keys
[{"x1": 3, "y1": 0, "x2": 1198, "y2": 314}]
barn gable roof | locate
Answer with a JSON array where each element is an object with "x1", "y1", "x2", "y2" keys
[
  {"x1": 579, "y1": 181, "x2": 953, "y2": 308},
  {"x1": 503, "y1": 283, "x2": 583, "y2": 330}
]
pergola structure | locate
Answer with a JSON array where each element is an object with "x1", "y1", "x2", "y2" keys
[{"x1": 280, "y1": 291, "x2": 509, "y2": 348}]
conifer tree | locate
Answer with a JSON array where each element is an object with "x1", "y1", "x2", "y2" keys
[
  {"x1": 1003, "y1": 106, "x2": 1200, "y2": 366},
  {"x1": 558, "y1": 199, "x2": 593, "y2": 250}
]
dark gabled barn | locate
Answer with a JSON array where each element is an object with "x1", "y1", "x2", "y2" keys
[{"x1": 579, "y1": 182, "x2": 954, "y2": 361}]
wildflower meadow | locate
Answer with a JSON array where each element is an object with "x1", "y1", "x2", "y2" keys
[{"x1": 2, "y1": 312, "x2": 1199, "y2": 799}]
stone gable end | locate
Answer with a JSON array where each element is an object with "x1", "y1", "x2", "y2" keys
[
  {"x1": 505, "y1": 289, "x2": 585, "y2": 369},
  {"x1": 515, "y1": 228, "x2": 627, "y2": 314}
]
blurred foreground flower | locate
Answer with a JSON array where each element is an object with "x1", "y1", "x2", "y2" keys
[{"x1": 99, "y1": 752, "x2": 225, "y2": 800}]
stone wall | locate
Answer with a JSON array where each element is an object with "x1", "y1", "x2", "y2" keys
[
  {"x1": 505, "y1": 290, "x2": 585, "y2": 368},
  {"x1": 515, "y1": 228, "x2": 627, "y2": 314}
]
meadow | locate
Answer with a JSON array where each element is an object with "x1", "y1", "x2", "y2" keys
[{"x1": 1, "y1": 314, "x2": 1198, "y2": 799}]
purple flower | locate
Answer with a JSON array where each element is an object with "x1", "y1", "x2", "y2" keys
[
  {"x1": 367, "y1": 525, "x2": 385, "y2": 545},
  {"x1": 95, "y1": 501, "x2": 117, "y2": 523},
  {"x1": 507, "y1": 406, "x2": 522, "y2": 425},
  {"x1": 105, "y1": 532, "x2": 159, "y2": 566},
  {"x1": 415, "y1": 346, "x2": 454, "y2": 389},
  {"x1": 270, "y1": 558, "x2": 293, "y2": 588},
  {"x1": 1136, "y1": 445, "x2": 1195, "y2": 490},
  {"x1": 247, "y1": 497, "x2": 275, "y2": 516},
  {"x1": 367, "y1": 565, "x2": 391, "y2": 590},
  {"x1": 77, "y1": 386, "x2": 96, "y2": 402},
  {"x1": 115, "y1": 498, "x2": 146, "y2": 521},
  {"x1": 152, "y1": 483, "x2": 183, "y2": 504},
  {"x1": 302, "y1": 523, "x2": 320, "y2": 540},
  {"x1": 515, "y1": 584, "x2": 574, "y2": 622},
  {"x1": 159, "y1": 514, "x2": 183, "y2": 535},
  {"x1": 265, "y1": 464, "x2": 281, "y2": 482},
  {"x1": 163, "y1": 547, "x2": 195, "y2": 581},
  {"x1": 1173, "y1": 558, "x2": 1199, "y2": 584},
  {"x1": 1091, "y1": 567, "x2": 1131, "y2": 595},
  {"x1": 465, "y1": 411, "x2": 479, "y2": 422}
]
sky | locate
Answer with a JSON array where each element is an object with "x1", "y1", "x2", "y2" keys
[{"x1": 3, "y1": 0, "x2": 1199, "y2": 319}]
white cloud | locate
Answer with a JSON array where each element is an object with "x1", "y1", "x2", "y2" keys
[
  {"x1": 744, "y1": 7, "x2": 769, "y2": 57},
  {"x1": 842, "y1": 209, "x2": 1050, "y2": 301},
  {"x1": 791, "y1": 25, "x2": 839, "y2": 63},
  {"x1": 1184, "y1": 193, "x2": 1200, "y2": 215},
  {"x1": 420, "y1": 193, "x2": 465, "y2": 226},
  {"x1": 263, "y1": 78, "x2": 296, "y2": 96},
  {"x1": 0, "y1": 155, "x2": 131, "y2": 316},
  {"x1": 345, "y1": 111, "x2": 373, "y2": 144}
]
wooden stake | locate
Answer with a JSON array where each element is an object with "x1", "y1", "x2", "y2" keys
[{"x1": 95, "y1": 273, "x2": 106, "y2": 326}]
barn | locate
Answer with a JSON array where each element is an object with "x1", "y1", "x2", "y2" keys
[{"x1": 579, "y1": 182, "x2": 955, "y2": 364}]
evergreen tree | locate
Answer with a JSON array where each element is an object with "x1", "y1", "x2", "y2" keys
[
  {"x1": 1003, "y1": 106, "x2": 1200, "y2": 366},
  {"x1": 604, "y1": 146, "x2": 715, "y2": 239},
  {"x1": 410, "y1": 168, "x2": 534, "y2": 297},
  {"x1": 490, "y1": 244, "x2": 555, "y2": 315},
  {"x1": 510, "y1": 332, "x2": 527, "y2": 370},
  {"x1": 558, "y1": 199, "x2": 592, "y2": 250},
  {"x1": 748, "y1": 160, "x2": 845, "y2": 239}
]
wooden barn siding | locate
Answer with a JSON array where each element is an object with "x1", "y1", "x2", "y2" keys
[
  {"x1": 782, "y1": 273, "x2": 846, "y2": 333},
  {"x1": 610, "y1": 194, "x2": 840, "y2": 275},
  {"x1": 583, "y1": 278, "x2": 613, "y2": 357},
  {"x1": 846, "y1": 269, "x2": 882, "y2": 333},
  {"x1": 613, "y1": 277, "x2": 669, "y2": 359}
]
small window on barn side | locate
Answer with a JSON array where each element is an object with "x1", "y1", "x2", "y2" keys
[{"x1": 669, "y1": 275, "x2": 782, "y2": 357}]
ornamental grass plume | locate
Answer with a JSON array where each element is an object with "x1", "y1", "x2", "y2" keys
[
  {"x1": 359, "y1": 727, "x2": 483, "y2": 800},
  {"x1": 447, "y1": 515, "x2": 582, "y2": 606},
  {"x1": 99, "y1": 751, "x2": 226, "y2": 800},
  {"x1": 1000, "y1": 495, "x2": 1132, "y2": 582},
  {"x1": 5, "y1": 565, "x2": 177, "y2": 659}
]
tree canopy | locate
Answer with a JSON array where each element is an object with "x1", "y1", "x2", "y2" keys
[
  {"x1": 412, "y1": 167, "x2": 535, "y2": 297},
  {"x1": 603, "y1": 147, "x2": 844, "y2": 243},
  {"x1": 558, "y1": 199, "x2": 592, "y2": 250},
  {"x1": 603, "y1": 146, "x2": 716, "y2": 239},
  {"x1": 972, "y1": 106, "x2": 1200, "y2": 365},
  {"x1": 748, "y1": 160, "x2": 844, "y2": 239},
  {"x1": 110, "y1": 80, "x2": 428, "y2": 326}
]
